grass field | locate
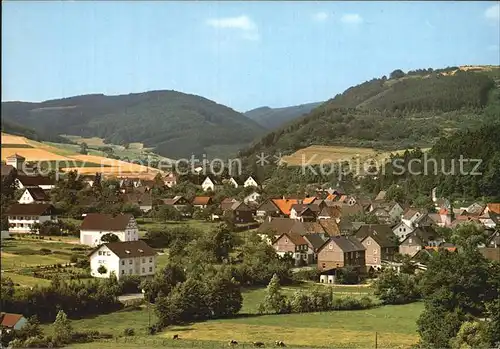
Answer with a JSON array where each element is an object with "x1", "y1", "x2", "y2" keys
[
  {"x1": 1, "y1": 237, "x2": 91, "y2": 286},
  {"x1": 56, "y1": 300, "x2": 422, "y2": 349},
  {"x1": 280, "y1": 145, "x2": 431, "y2": 168},
  {"x1": 1, "y1": 132, "x2": 163, "y2": 178}
]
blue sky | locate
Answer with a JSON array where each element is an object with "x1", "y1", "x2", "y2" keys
[{"x1": 2, "y1": 1, "x2": 499, "y2": 112}]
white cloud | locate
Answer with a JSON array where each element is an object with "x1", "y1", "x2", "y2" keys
[
  {"x1": 206, "y1": 15, "x2": 259, "y2": 40},
  {"x1": 484, "y1": 3, "x2": 500, "y2": 23},
  {"x1": 340, "y1": 13, "x2": 363, "y2": 24},
  {"x1": 313, "y1": 11, "x2": 329, "y2": 22}
]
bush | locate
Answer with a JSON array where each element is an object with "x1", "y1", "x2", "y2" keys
[
  {"x1": 292, "y1": 269, "x2": 320, "y2": 282},
  {"x1": 123, "y1": 328, "x2": 135, "y2": 336},
  {"x1": 75, "y1": 259, "x2": 90, "y2": 269},
  {"x1": 39, "y1": 248, "x2": 52, "y2": 255},
  {"x1": 69, "y1": 254, "x2": 79, "y2": 264},
  {"x1": 118, "y1": 275, "x2": 142, "y2": 294}
]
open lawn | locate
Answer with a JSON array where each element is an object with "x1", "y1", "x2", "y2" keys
[
  {"x1": 58, "y1": 300, "x2": 422, "y2": 349},
  {"x1": 241, "y1": 283, "x2": 374, "y2": 314},
  {"x1": 2, "y1": 271, "x2": 51, "y2": 287}
]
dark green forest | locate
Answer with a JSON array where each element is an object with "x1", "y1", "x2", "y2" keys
[
  {"x1": 1, "y1": 91, "x2": 265, "y2": 159},
  {"x1": 244, "y1": 102, "x2": 322, "y2": 129},
  {"x1": 240, "y1": 67, "x2": 500, "y2": 159}
]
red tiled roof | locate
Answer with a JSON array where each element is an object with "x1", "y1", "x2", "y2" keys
[
  {"x1": 193, "y1": 196, "x2": 212, "y2": 205},
  {"x1": 0, "y1": 313, "x2": 24, "y2": 328},
  {"x1": 487, "y1": 203, "x2": 500, "y2": 215},
  {"x1": 271, "y1": 199, "x2": 299, "y2": 215},
  {"x1": 303, "y1": 197, "x2": 316, "y2": 205}
]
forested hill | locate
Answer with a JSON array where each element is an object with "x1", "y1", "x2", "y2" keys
[
  {"x1": 245, "y1": 102, "x2": 323, "y2": 129},
  {"x1": 1, "y1": 120, "x2": 70, "y2": 144},
  {"x1": 364, "y1": 121, "x2": 500, "y2": 202},
  {"x1": 240, "y1": 65, "x2": 500, "y2": 160},
  {"x1": 1, "y1": 91, "x2": 265, "y2": 159}
]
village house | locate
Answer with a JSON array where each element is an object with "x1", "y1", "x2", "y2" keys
[
  {"x1": 192, "y1": 196, "x2": 213, "y2": 209},
  {"x1": 317, "y1": 206, "x2": 341, "y2": 221},
  {"x1": 272, "y1": 232, "x2": 311, "y2": 265},
  {"x1": 201, "y1": 176, "x2": 221, "y2": 191},
  {"x1": 401, "y1": 208, "x2": 427, "y2": 227},
  {"x1": 5, "y1": 153, "x2": 26, "y2": 171},
  {"x1": 1, "y1": 163, "x2": 17, "y2": 177},
  {"x1": 243, "y1": 191, "x2": 261, "y2": 205},
  {"x1": 15, "y1": 175, "x2": 55, "y2": 190},
  {"x1": 162, "y1": 196, "x2": 191, "y2": 213},
  {"x1": 303, "y1": 233, "x2": 329, "y2": 262},
  {"x1": 369, "y1": 202, "x2": 404, "y2": 223},
  {"x1": 271, "y1": 198, "x2": 300, "y2": 216},
  {"x1": 222, "y1": 177, "x2": 240, "y2": 188},
  {"x1": 243, "y1": 176, "x2": 259, "y2": 188},
  {"x1": 123, "y1": 192, "x2": 153, "y2": 212},
  {"x1": 164, "y1": 172, "x2": 177, "y2": 187},
  {"x1": 355, "y1": 224, "x2": 399, "y2": 269},
  {"x1": 220, "y1": 201, "x2": 254, "y2": 223},
  {"x1": 258, "y1": 217, "x2": 298, "y2": 240},
  {"x1": 374, "y1": 190, "x2": 387, "y2": 202},
  {"x1": 0, "y1": 312, "x2": 28, "y2": 332},
  {"x1": 18, "y1": 187, "x2": 50, "y2": 204},
  {"x1": 80, "y1": 213, "x2": 139, "y2": 247},
  {"x1": 6, "y1": 204, "x2": 57, "y2": 234},
  {"x1": 317, "y1": 235, "x2": 366, "y2": 272},
  {"x1": 392, "y1": 221, "x2": 415, "y2": 240},
  {"x1": 255, "y1": 200, "x2": 283, "y2": 221},
  {"x1": 479, "y1": 230, "x2": 500, "y2": 262},
  {"x1": 399, "y1": 226, "x2": 438, "y2": 257},
  {"x1": 289, "y1": 204, "x2": 320, "y2": 222},
  {"x1": 89, "y1": 240, "x2": 156, "y2": 280}
]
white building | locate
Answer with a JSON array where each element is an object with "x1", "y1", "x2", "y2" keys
[
  {"x1": 18, "y1": 187, "x2": 50, "y2": 204},
  {"x1": 222, "y1": 177, "x2": 239, "y2": 188},
  {"x1": 243, "y1": 191, "x2": 261, "y2": 205},
  {"x1": 80, "y1": 213, "x2": 139, "y2": 247},
  {"x1": 6, "y1": 204, "x2": 57, "y2": 234},
  {"x1": 164, "y1": 172, "x2": 177, "y2": 188},
  {"x1": 401, "y1": 209, "x2": 424, "y2": 228},
  {"x1": 89, "y1": 240, "x2": 157, "y2": 280},
  {"x1": 6, "y1": 153, "x2": 26, "y2": 170},
  {"x1": 15, "y1": 175, "x2": 55, "y2": 190},
  {"x1": 392, "y1": 221, "x2": 415, "y2": 240},
  {"x1": 201, "y1": 176, "x2": 219, "y2": 191},
  {"x1": 244, "y1": 176, "x2": 259, "y2": 188}
]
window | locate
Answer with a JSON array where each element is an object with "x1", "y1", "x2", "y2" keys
[
  {"x1": 373, "y1": 249, "x2": 378, "y2": 254},
  {"x1": 374, "y1": 257, "x2": 378, "y2": 263},
  {"x1": 149, "y1": 266, "x2": 153, "y2": 272},
  {"x1": 129, "y1": 259, "x2": 133, "y2": 264},
  {"x1": 328, "y1": 243, "x2": 333, "y2": 250},
  {"x1": 285, "y1": 238, "x2": 288, "y2": 243},
  {"x1": 142, "y1": 258, "x2": 145, "y2": 263},
  {"x1": 142, "y1": 268, "x2": 145, "y2": 273},
  {"x1": 409, "y1": 238, "x2": 413, "y2": 244},
  {"x1": 149, "y1": 257, "x2": 153, "y2": 263},
  {"x1": 322, "y1": 263, "x2": 326, "y2": 269},
  {"x1": 98, "y1": 251, "x2": 102, "y2": 256},
  {"x1": 367, "y1": 240, "x2": 371, "y2": 245},
  {"x1": 106, "y1": 252, "x2": 111, "y2": 256},
  {"x1": 121, "y1": 270, "x2": 125, "y2": 275},
  {"x1": 121, "y1": 260, "x2": 125, "y2": 266}
]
